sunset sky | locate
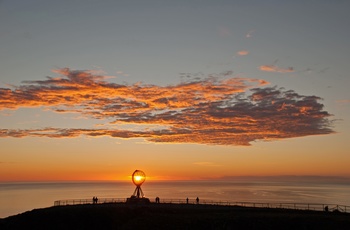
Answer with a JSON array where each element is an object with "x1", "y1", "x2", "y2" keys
[{"x1": 1, "y1": 0, "x2": 349, "y2": 181}]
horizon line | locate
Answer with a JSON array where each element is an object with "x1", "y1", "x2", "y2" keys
[{"x1": 2, "y1": 175, "x2": 350, "y2": 183}]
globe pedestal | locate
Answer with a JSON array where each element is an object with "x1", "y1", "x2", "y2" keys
[
  {"x1": 133, "y1": 185, "x2": 144, "y2": 198},
  {"x1": 126, "y1": 196, "x2": 150, "y2": 204}
]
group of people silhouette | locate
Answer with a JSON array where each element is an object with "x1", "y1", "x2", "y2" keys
[
  {"x1": 185, "y1": 197, "x2": 199, "y2": 204},
  {"x1": 92, "y1": 196, "x2": 98, "y2": 204},
  {"x1": 154, "y1": 197, "x2": 199, "y2": 204},
  {"x1": 155, "y1": 197, "x2": 160, "y2": 203}
]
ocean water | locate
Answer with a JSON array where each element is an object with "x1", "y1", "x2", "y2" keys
[{"x1": 1, "y1": 177, "x2": 350, "y2": 218}]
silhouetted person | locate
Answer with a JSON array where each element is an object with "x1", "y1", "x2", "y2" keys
[
  {"x1": 95, "y1": 197, "x2": 98, "y2": 204},
  {"x1": 196, "y1": 197, "x2": 199, "y2": 204},
  {"x1": 325, "y1": 205, "x2": 329, "y2": 212},
  {"x1": 186, "y1": 197, "x2": 189, "y2": 204},
  {"x1": 92, "y1": 197, "x2": 95, "y2": 204},
  {"x1": 155, "y1": 197, "x2": 160, "y2": 203}
]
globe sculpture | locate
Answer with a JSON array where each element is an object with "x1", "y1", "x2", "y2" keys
[
  {"x1": 132, "y1": 170, "x2": 146, "y2": 198},
  {"x1": 126, "y1": 170, "x2": 150, "y2": 204}
]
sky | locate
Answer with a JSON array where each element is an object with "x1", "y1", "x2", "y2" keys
[{"x1": 0, "y1": 0, "x2": 349, "y2": 181}]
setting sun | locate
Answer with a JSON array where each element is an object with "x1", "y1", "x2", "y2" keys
[{"x1": 132, "y1": 170, "x2": 146, "y2": 186}]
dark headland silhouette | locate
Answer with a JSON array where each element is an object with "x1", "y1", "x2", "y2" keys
[{"x1": 1, "y1": 203, "x2": 350, "y2": 230}]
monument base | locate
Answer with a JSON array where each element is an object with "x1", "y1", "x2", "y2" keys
[{"x1": 126, "y1": 196, "x2": 150, "y2": 204}]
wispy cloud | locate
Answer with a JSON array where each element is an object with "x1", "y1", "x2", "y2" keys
[
  {"x1": 0, "y1": 161, "x2": 15, "y2": 164},
  {"x1": 237, "y1": 50, "x2": 249, "y2": 56},
  {"x1": 336, "y1": 99, "x2": 350, "y2": 104},
  {"x1": 259, "y1": 65, "x2": 294, "y2": 73},
  {"x1": 193, "y1": 162, "x2": 221, "y2": 167},
  {"x1": 0, "y1": 68, "x2": 333, "y2": 145},
  {"x1": 336, "y1": 99, "x2": 350, "y2": 108},
  {"x1": 246, "y1": 30, "x2": 254, "y2": 38}
]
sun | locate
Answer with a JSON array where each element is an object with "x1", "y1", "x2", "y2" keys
[
  {"x1": 132, "y1": 170, "x2": 146, "y2": 186},
  {"x1": 134, "y1": 176, "x2": 142, "y2": 181}
]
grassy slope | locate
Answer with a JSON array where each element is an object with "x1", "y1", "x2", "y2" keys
[{"x1": 1, "y1": 203, "x2": 350, "y2": 230}]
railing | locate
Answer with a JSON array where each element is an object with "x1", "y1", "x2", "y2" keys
[
  {"x1": 54, "y1": 198, "x2": 126, "y2": 206},
  {"x1": 53, "y1": 198, "x2": 349, "y2": 213},
  {"x1": 159, "y1": 199, "x2": 349, "y2": 213}
]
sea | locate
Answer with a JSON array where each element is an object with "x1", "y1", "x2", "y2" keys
[{"x1": 1, "y1": 177, "x2": 350, "y2": 218}]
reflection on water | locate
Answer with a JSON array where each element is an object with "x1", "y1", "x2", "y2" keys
[{"x1": 1, "y1": 178, "x2": 350, "y2": 218}]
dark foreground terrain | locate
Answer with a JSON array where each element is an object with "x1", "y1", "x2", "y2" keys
[{"x1": 1, "y1": 203, "x2": 350, "y2": 230}]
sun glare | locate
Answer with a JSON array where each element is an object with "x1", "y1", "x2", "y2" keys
[{"x1": 132, "y1": 170, "x2": 146, "y2": 186}]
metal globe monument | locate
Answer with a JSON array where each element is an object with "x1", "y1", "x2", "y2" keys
[
  {"x1": 126, "y1": 170, "x2": 150, "y2": 204},
  {"x1": 132, "y1": 170, "x2": 146, "y2": 198}
]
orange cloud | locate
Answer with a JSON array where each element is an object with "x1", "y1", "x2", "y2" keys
[
  {"x1": 0, "y1": 68, "x2": 333, "y2": 145},
  {"x1": 259, "y1": 65, "x2": 294, "y2": 73},
  {"x1": 336, "y1": 99, "x2": 350, "y2": 104},
  {"x1": 237, "y1": 50, "x2": 249, "y2": 56}
]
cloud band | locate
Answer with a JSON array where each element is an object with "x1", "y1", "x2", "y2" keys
[{"x1": 0, "y1": 68, "x2": 333, "y2": 145}]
